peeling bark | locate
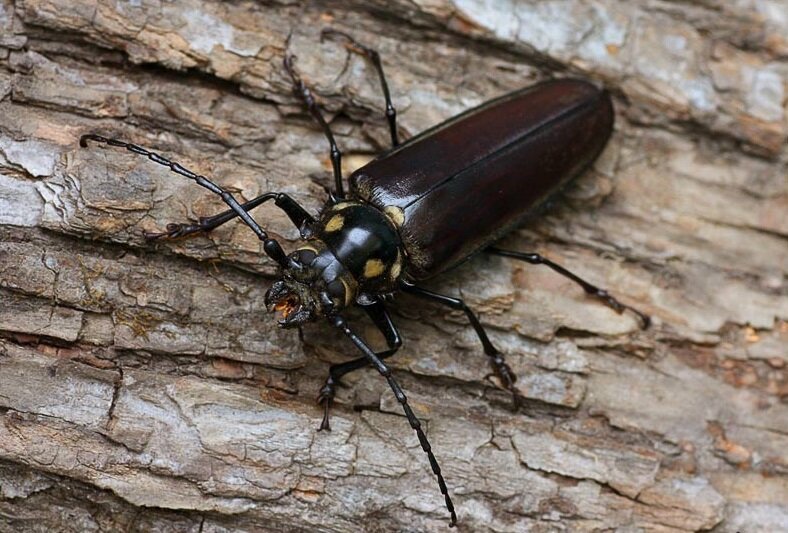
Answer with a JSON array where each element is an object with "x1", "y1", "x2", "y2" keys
[{"x1": 0, "y1": 0, "x2": 786, "y2": 531}]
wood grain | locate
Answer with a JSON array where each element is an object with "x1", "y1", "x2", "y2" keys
[{"x1": 0, "y1": 1, "x2": 786, "y2": 531}]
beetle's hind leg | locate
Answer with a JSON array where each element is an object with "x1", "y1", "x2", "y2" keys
[
  {"x1": 321, "y1": 29, "x2": 400, "y2": 147},
  {"x1": 488, "y1": 247, "x2": 651, "y2": 329},
  {"x1": 400, "y1": 281, "x2": 518, "y2": 403},
  {"x1": 317, "y1": 299, "x2": 401, "y2": 431}
]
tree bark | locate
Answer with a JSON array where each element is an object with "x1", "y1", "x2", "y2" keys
[{"x1": 0, "y1": 1, "x2": 786, "y2": 531}]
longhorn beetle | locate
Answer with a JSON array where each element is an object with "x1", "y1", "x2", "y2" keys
[{"x1": 80, "y1": 30, "x2": 650, "y2": 527}]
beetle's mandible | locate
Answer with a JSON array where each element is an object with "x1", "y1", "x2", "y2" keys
[{"x1": 80, "y1": 29, "x2": 650, "y2": 527}]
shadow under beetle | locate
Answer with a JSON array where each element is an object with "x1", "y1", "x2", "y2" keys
[{"x1": 80, "y1": 30, "x2": 650, "y2": 527}]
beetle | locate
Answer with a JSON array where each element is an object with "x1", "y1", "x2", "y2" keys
[{"x1": 80, "y1": 30, "x2": 650, "y2": 527}]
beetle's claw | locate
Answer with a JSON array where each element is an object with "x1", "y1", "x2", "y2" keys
[
  {"x1": 143, "y1": 231, "x2": 166, "y2": 240},
  {"x1": 317, "y1": 378, "x2": 337, "y2": 432},
  {"x1": 143, "y1": 222, "x2": 193, "y2": 240},
  {"x1": 283, "y1": 54, "x2": 298, "y2": 80},
  {"x1": 318, "y1": 404, "x2": 332, "y2": 432},
  {"x1": 634, "y1": 309, "x2": 652, "y2": 330},
  {"x1": 491, "y1": 353, "x2": 517, "y2": 390},
  {"x1": 484, "y1": 356, "x2": 520, "y2": 409},
  {"x1": 617, "y1": 302, "x2": 651, "y2": 330},
  {"x1": 320, "y1": 28, "x2": 372, "y2": 57},
  {"x1": 594, "y1": 290, "x2": 651, "y2": 330}
]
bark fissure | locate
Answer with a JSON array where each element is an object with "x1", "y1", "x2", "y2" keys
[{"x1": 0, "y1": 0, "x2": 785, "y2": 531}]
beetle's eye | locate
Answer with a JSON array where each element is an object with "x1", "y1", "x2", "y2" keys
[{"x1": 297, "y1": 249, "x2": 317, "y2": 265}]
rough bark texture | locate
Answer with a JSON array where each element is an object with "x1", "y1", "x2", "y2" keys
[{"x1": 0, "y1": 1, "x2": 786, "y2": 531}]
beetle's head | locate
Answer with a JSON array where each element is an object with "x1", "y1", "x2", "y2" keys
[{"x1": 265, "y1": 246, "x2": 352, "y2": 328}]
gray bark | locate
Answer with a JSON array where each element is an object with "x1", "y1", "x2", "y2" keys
[{"x1": 0, "y1": 0, "x2": 786, "y2": 531}]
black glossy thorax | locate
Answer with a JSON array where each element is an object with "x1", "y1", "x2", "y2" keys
[{"x1": 315, "y1": 201, "x2": 404, "y2": 294}]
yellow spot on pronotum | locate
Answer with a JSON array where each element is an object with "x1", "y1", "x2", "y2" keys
[
  {"x1": 390, "y1": 259, "x2": 402, "y2": 281},
  {"x1": 325, "y1": 214, "x2": 344, "y2": 232},
  {"x1": 334, "y1": 201, "x2": 358, "y2": 211},
  {"x1": 384, "y1": 205, "x2": 405, "y2": 227},
  {"x1": 364, "y1": 259, "x2": 386, "y2": 278}
]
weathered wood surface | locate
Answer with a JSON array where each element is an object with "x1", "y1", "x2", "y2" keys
[{"x1": 0, "y1": 1, "x2": 786, "y2": 531}]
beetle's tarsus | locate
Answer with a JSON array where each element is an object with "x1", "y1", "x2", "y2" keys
[
  {"x1": 318, "y1": 406, "x2": 332, "y2": 432},
  {"x1": 143, "y1": 222, "x2": 202, "y2": 240},
  {"x1": 321, "y1": 29, "x2": 372, "y2": 56},
  {"x1": 317, "y1": 379, "x2": 336, "y2": 432},
  {"x1": 591, "y1": 289, "x2": 651, "y2": 329},
  {"x1": 491, "y1": 353, "x2": 517, "y2": 389},
  {"x1": 632, "y1": 308, "x2": 651, "y2": 330},
  {"x1": 488, "y1": 358, "x2": 519, "y2": 409}
]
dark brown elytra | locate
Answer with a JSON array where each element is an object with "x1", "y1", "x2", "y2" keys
[{"x1": 80, "y1": 29, "x2": 650, "y2": 527}]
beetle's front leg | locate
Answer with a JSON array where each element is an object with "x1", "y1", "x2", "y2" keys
[
  {"x1": 400, "y1": 281, "x2": 517, "y2": 400},
  {"x1": 317, "y1": 299, "x2": 401, "y2": 431},
  {"x1": 145, "y1": 192, "x2": 314, "y2": 240},
  {"x1": 487, "y1": 247, "x2": 651, "y2": 328},
  {"x1": 79, "y1": 134, "x2": 291, "y2": 267},
  {"x1": 283, "y1": 55, "x2": 345, "y2": 199}
]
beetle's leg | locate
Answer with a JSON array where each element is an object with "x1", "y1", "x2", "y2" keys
[
  {"x1": 79, "y1": 134, "x2": 291, "y2": 268},
  {"x1": 317, "y1": 299, "x2": 401, "y2": 431},
  {"x1": 144, "y1": 192, "x2": 314, "y2": 240},
  {"x1": 321, "y1": 29, "x2": 399, "y2": 147},
  {"x1": 330, "y1": 314, "x2": 456, "y2": 527},
  {"x1": 400, "y1": 281, "x2": 517, "y2": 397},
  {"x1": 283, "y1": 55, "x2": 345, "y2": 199},
  {"x1": 487, "y1": 247, "x2": 651, "y2": 329}
]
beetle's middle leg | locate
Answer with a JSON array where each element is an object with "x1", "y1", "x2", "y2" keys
[
  {"x1": 321, "y1": 29, "x2": 400, "y2": 147},
  {"x1": 400, "y1": 281, "x2": 517, "y2": 397},
  {"x1": 487, "y1": 247, "x2": 651, "y2": 328},
  {"x1": 144, "y1": 192, "x2": 314, "y2": 240},
  {"x1": 317, "y1": 299, "x2": 401, "y2": 431}
]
